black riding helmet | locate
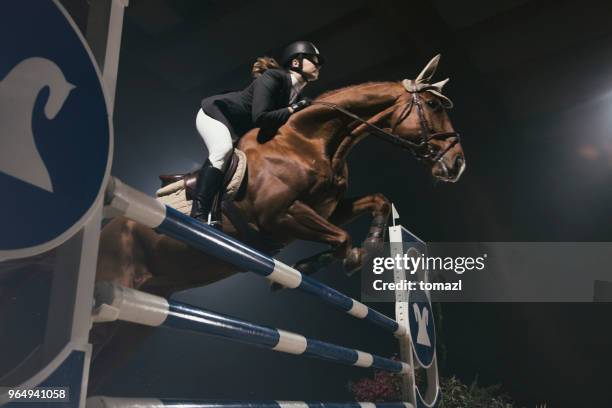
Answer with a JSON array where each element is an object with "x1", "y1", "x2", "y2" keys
[{"x1": 280, "y1": 41, "x2": 324, "y2": 80}]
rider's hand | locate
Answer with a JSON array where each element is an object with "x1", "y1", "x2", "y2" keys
[{"x1": 289, "y1": 98, "x2": 312, "y2": 113}]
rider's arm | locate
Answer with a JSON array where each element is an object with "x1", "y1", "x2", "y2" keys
[{"x1": 252, "y1": 70, "x2": 291, "y2": 128}]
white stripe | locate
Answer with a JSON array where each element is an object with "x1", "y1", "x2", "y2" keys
[
  {"x1": 119, "y1": 287, "x2": 169, "y2": 327},
  {"x1": 348, "y1": 300, "x2": 368, "y2": 318},
  {"x1": 95, "y1": 283, "x2": 169, "y2": 327},
  {"x1": 388, "y1": 225, "x2": 403, "y2": 243},
  {"x1": 86, "y1": 396, "x2": 165, "y2": 408},
  {"x1": 273, "y1": 330, "x2": 308, "y2": 354},
  {"x1": 358, "y1": 403, "x2": 376, "y2": 408},
  {"x1": 394, "y1": 324, "x2": 407, "y2": 337},
  {"x1": 106, "y1": 177, "x2": 166, "y2": 227},
  {"x1": 354, "y1": 351, "x2": 374, "y2": 368},
  {"x1": 269, "y1": 260, "x2": 303, "y2": 289},
  {"x1": 400, "y1": 362, "x2": 411, "y2": 374},
  {"x1": 277, "y1": 402, "x2": 309, "y2": 408}
]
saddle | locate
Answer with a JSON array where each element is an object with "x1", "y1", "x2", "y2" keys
[
  {"x1": 156, "y1": 149, "x2": 247, "y2": 217},
  {"x1": 155, "y1": 149, "x2": 282, "y2": 254}
]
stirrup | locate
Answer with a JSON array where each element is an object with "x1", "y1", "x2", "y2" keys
[{"x1": 207, "y1": 213, "x2": 223, "y2": 230}]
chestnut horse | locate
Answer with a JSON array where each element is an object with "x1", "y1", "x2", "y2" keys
[{"x1": 90, "y1": 55, "x2": 465, "y2": 388}]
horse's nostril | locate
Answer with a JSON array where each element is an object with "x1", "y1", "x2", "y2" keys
[{"x1": 455, "y1": 155, "x2": 464, "y2": 168}]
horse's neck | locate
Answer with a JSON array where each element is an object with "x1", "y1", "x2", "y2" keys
[
  {"x1": 321, "y1": 81, "x2": 401, "y2": 114},
  {"x1": 292, "y1": 82, "x2": 403, "y2": 172}
]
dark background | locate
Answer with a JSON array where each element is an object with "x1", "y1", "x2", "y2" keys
[{"x1": 62, "y1": 0, "x2": 612, "y2": 406}]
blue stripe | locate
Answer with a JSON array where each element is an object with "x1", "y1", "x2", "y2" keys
[
  {"x1": 305, "y1": 339, "x2": 359, "y2": 366},
  {"x1": 365, "y1": 308, "x2": 400, "y2": 333},
  {"x1": 165, "y1": 302, "x2": 280, "y2": 349},
  {"x1": 158, "y1": 207, "x2": 276, "y2": 274},
  {"x1": 306, "y1": 404, "x2": 363, "y2": 408},
  {"x1": 159, "y1": 401, "x2": 282, "y2": 408},
  {"x1": 159, "y1": 300, "x2": 403, "y2": 373},
  {"x1": 371, "y1": 354, "x2": 404, "y2": 373},
  {"x1": 298, "y1": 275, "x2": 355, "y2": 312}
]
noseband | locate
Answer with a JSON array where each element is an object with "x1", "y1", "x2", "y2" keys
[{"x1": 312, "y1": 80, "x2": 460, "y2": 164}]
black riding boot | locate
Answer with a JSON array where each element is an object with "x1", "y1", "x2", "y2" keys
[{"x1": 190, "y1": 164, "x2": 224, "y2": 224}]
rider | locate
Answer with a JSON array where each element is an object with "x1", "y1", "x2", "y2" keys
[{"x1": 192, "y1": 41, "x2": 324, "y2": 225}]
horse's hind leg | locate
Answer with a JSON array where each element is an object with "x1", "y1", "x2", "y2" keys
[
  {"x1": 96, "y1": 216, "x2": 154, "y2": 287},
  {"x1": 88, "y1": 322, "x2": 155, "y2": 393},
  {"x1": 90, "y1": 217, "x2": 158, "y2": 391}
]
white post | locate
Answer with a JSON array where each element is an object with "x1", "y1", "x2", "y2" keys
[
  {"x1": 390, "y1": 205, "x2": 439, "y2": 406},
  {"x1": 390, "y1": 205, "x2": 417, "y2": 405},
  {"x1": 86, "y1": 0, "x2": 129, "y2": 112},
  {"x1": 74, "y1": 1, "x2": 128, "y2": 406}
]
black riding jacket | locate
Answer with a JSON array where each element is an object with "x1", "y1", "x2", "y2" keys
[{"x1": 201, "y1": 68, "x2": 300, "y2": 142}]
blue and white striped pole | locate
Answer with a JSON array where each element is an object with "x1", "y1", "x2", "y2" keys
[
  {"x1": 93, "y1": 282, "x2": 410, "y2": 374},
  {"x1": 87, "y1": 397, "x2": 415, "y2": 408},
  {"x1": 104, "y1": 177, "x2": 406, "y2": 337}
]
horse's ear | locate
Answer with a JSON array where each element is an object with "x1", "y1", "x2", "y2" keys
[
  {"x1": 431, "y1": 78, "x2": 449, "y2": 91},
  {"x1": 416, "y1": 54, "x2": 441, "y2": 83}
]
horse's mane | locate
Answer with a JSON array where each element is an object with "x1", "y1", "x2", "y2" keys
[{"x1": 315, "y1": 81, "x2": 400, "y2": 101}]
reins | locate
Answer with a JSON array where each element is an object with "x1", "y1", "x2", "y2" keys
[{"x1": 311, "y1": 80, "x2": 460, "y2": 163}]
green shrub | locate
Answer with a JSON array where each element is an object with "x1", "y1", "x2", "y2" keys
[
  {"x1": 349, "y1": 369, "x2": 520, "y2": 407},
  {"x1": 439, "y1": 376, "x2": 517, "y2": 408}
]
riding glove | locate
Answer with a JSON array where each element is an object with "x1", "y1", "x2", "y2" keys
[{"x1": 290, "y1": 98, "x2": 312, "y2": 113}]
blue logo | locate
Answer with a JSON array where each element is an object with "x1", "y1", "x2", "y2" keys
[{"x1": 0, "y1": 1, "x2": 111, "y2": 258}]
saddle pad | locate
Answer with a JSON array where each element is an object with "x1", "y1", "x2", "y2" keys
[{"x1": 155, "y1": 149, "x2": 247, "y2": 215}]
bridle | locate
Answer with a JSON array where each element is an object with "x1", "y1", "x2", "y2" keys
[{"x1": 311, "y1": 79, "x2": 460, "y2": 164}]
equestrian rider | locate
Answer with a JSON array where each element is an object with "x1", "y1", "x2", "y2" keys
[{"x1": 193, "y1": 41, "x2": 324, "y2": 225}]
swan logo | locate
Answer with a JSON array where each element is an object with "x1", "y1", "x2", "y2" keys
[
  {"x1": 0, "y1": 58, "x2": 75, "y2": 193},
  {"x1": 0, "y1": 0, "x2": 111, "y2": 259}
]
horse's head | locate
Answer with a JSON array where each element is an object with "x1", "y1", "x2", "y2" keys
[{"x1": 388, "y1": 55, "x2": 465, "y2": 182}]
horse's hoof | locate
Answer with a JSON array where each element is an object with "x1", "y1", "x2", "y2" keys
[
  {"x1": 293, "y1": 250, "x2": 336, "y2": 276},
  {"x1": 294, "y1": 261, "x2": 313, "y2": 275},
  {"x1": 342, "y1": 248, "x2": 363, "y2": 276}
]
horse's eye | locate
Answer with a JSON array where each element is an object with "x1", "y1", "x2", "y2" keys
[{"x1": 427, "y1": 100, "x2": 441, "y2": 110}]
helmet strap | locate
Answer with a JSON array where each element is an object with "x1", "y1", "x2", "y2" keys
[{"x1": 289, "y1": 54, "x2": 311, "y2": 82}]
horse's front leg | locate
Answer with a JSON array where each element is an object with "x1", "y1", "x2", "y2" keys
[
  {"x1": 292, "y1": 194, "x2": 391, "y2": 276},
  {"x1": 329, "y1": 193, "x2": 391, "y2": 245},
  {"x1": 278, "y1": 200, "x2": 356, "y2": 258},
  {"x1": 331, "y1": 193, "x2": 391, "y2": 273},
  {"x1": 263, "y1": 199, "x2": 352, "y2": 287},
  {"x1": 263, "y1": 199, "x2": 354, "y2": 290}
]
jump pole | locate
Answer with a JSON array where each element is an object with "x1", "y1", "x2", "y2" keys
[
  {"x1": 104, "y1": 177, "x2": 406, "y2": 338},
  {"x1": 93, "y1": 282, "x2": 410, "y2": 374},
  {"x1": 87, "y1": 397, "x2": 415, "y2": 408}
]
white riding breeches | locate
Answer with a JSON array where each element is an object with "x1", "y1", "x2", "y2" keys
[{"x1": 195, "y1": 108, "x2": 233, "y2": 170}]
